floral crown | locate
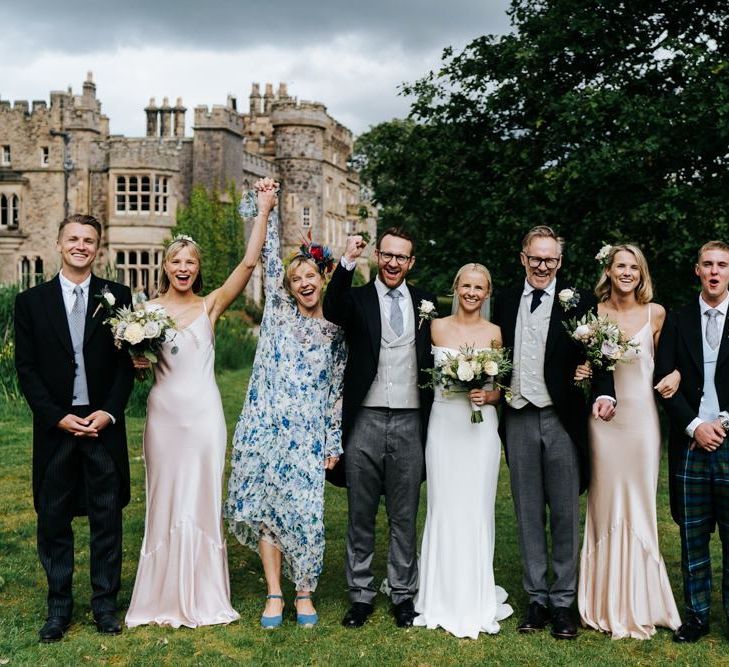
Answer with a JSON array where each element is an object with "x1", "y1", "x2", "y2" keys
[
  {"x1": 594, "y1": 244, "x2": 613, "y2": 267},
  {"x1": 291, "y1": 231, "x2": 335, "y2": 275}
]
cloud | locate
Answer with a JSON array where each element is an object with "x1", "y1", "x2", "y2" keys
[{"x1": 0, "y1": 1, "x2": 511, "y2": 136}]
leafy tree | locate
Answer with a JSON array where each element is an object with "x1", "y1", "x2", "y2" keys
[
  {"x1": 172, "y1": 184, "x2": 245, "y2": 296},
  {"x1": 356, "y1": 0, "x2": 729, "y2": 305}
]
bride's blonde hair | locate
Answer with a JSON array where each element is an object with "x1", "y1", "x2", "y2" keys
[
  {"x1": 594, "y1": 244, "x2": 652, "y2": 304},
  {"x1": 450, "y1": 263, "x2": 492, "y2": 316}
]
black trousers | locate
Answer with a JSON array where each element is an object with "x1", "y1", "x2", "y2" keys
[{"x1": 37, "y1": 424, "x2": 122, "y2": 618}]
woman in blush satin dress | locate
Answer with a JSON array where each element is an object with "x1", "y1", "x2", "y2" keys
[
  {"x1": 125, "y1": 179, "x2": 278, "y2": 628},
  {"x1": 577, "y1": 244, "x2": 681, "y2": 639},
  {"x1": 414, "y1": 263, "x2": 513, "y2": 639}
]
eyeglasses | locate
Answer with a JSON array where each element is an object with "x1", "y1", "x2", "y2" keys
[
  {"x1": 524, "y1": 254, "x2": 560, "y2": 269},
  {"x1": 378, "y1": 251, "x2": 411, "y2": 265}
]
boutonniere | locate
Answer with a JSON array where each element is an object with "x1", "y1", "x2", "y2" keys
[
  {"x1": 418, "y1": 299, "x2": 438, "y2": 329},
  {"x1": 558, "y1": 287, "x2": 580, "y2": 312},
  {"x1": 92, "y1": 285, "x2": 116, "y2": 318}
]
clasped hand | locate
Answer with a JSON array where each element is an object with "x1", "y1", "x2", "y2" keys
[
  {"x1": 691, "y1": 420, "x2": 726, "y2": 452},
  {"x1": 57, "y1": 410, "x2": 111, "y2": 438},
  {"x1": 468, "y1": 388, "x2": 500, "y2": 407}
]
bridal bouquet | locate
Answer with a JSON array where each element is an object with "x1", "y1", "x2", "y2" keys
[
  {"x1": 565, "y1": 312, "x2": 638, "y2": 392},
  {"x1": 423, "y1": 345, "x2": 513, "y2": 423},
  {"x1": 105, "y1": 305, "x2": 177, "y2": 378}
]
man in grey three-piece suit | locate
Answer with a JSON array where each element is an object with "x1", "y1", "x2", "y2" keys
[
  {"x1": 324, "y1": 227, "x2": 435, "y2": 629},
  {"x1": 492, "y1": 225, "x2": 616, "y2": 640}
]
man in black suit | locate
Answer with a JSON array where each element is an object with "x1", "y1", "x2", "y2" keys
[
  {"x1": 15, "y1": 214, "x2": 133, "y2": 642},
  {"x1": 323, "y1": 228, "x2": 434, "y2": 629},
  {"x1": 492, "y1": 225, "x2": 615, "y2": 639},
  {"x1": 655, "y1": 240, "x2": 729, "y2": 643}
]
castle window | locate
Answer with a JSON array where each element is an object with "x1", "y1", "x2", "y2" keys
[
  {"x1": 154, "y1": 176, "x2": 169, "y2": 213},
  {"x1": 259, "y1": 132, "x2": 266, "y2": 147},
  {"x1": 301, "y1": 206, "x2": 311, "y2": 228},
  {"x1": 0, "y1": 145, "x2": 10, "y2": 166},
  {"x1": 41, "y1": 146, "x2": 49, "y2": 167},
  {"x1": 115, "y1": 173, "x2": 170, "y2": 215},
  {"x1": 113, "y1": 247, "x2": 160, "y2": 293},
  {"x1": 0, "y1": 193, "x2": 20, "y2": 229},
  {"x1": 345, "y1": 219, "x2": 357, "y2": 235},
  {"x1": 18, "y1": 256, "x2": 43, "y2": 288}
]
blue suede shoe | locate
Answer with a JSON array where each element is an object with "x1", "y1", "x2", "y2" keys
[
  {"x1": 261, "y1": 594, "x2": 284, "y2": 629},
  {"x1": 295, "y1": 594, "x2": 318, "y2": 628}
]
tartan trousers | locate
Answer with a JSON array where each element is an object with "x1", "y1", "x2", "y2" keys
[{"x1": 676, "y1": 441, "x2": 729, "y2": 623}]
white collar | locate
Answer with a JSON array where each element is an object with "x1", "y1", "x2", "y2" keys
[
  {"x1": 523, "y1": 278, "x2": 556, "y2": 297},
  {"x1": 59, "y1": 271, "x2": 91, "y2": 293},
  {"x1": 375, "y1": 275, "x2": 408, "y2": 299},
  {"x1": 699, "y1": 292, "x2": 729, "y2": 316}
]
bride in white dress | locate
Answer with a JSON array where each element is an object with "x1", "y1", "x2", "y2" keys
[{"x1": 414, "y1": 263, "x2": 513, "y2": 639}]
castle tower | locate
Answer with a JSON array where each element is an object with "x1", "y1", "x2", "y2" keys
[{"x1": 270, "y1": 100, "x2": 329, "y2": 253}]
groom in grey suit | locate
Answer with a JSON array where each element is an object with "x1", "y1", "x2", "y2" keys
[
  {"x1": 492, "y1": 225, "x2": 616, "y2": 640},
  {"x1": 324, "y1": 228, "x2": 435, "y2": 628}
]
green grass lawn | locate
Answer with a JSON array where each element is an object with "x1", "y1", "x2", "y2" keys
[{"x1": 1, "y1": 368, "x2": 727, "y2": 665}]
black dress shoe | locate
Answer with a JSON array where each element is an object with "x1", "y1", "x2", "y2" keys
[
  {"x1": 673, "y1": 620, "x2": 709, "y2": 643},
  {"x1": 94, "y1": 612, "x2": 122, "y2": 635},
  {"x1": 39, "y1": 617, "x2": 70, "y2": 643},
  {"x1": 342, "y1": 602, "x2": 374, "y2": 628},
  {"x1": 392, "y1": 599, "x2": 417, "y2": 628},
  {"x1": 517, "y1": 602, "x2": 550, "y2": 633},
  {"x1": 550, "y1": 606, "x2": 577, "y2": 640}
]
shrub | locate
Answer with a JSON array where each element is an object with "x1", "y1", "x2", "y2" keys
[
  {"x1": 0, "y1": 284, "x2": 23, "y2": 410},
  {"x1": 215, "y1": 314, "x2": 258, "y2": 372}
]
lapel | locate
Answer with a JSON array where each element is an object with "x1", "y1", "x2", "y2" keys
[
  {"x1": 544, "y1": 283, "x2": 564, "y2": 362},
  {"x1": 715, "y1": 304, "x2": 729, "y2": 372},
  {"x1": 407, "y1": 285, "x2": 428, "y2": 363},
  {"x1": 43, "y1": 275, "x2": 74, "y2": 357},
  {"x1": 84, "y1": 274, "x2": 104, "y2": 346},
  {"x1": 680, "y1": 300, "x2": 704, "y2": 378},
  {"x1": 362, "y1": 281, "x2": 381, "y2": 361}
]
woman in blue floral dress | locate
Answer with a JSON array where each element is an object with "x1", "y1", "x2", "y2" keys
[{"x1": 225, "y1": 202, "x2": 346, "y2": 629}]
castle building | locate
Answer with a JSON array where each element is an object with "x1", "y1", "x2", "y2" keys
[{"x1": 0, "y1": 73, "x2": 375, "y2": 300}]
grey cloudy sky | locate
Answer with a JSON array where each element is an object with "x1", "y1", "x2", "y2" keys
[{"x1": 0, "y1": 1, "x2": 511, "y2": 136}]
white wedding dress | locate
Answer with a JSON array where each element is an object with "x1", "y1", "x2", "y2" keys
[{"x1": 414, "y1": 346, "x2": 513, "y2": 638}]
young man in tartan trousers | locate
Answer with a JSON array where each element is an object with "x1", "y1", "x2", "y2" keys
[{"x1": 656, "y1": 240, "x2": 729, "y2": 643}]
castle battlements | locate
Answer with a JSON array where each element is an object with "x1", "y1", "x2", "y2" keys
[{"x1": 193, "y1": 103, "x2": 245, "y2": 135}]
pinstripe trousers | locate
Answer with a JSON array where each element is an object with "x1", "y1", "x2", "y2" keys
[
  {"x1": 676, "y1": 441, "x2": 729, "y2": 624},
  {"x1": 37, "y1": 426, "x2": 123, "y2": 618}
]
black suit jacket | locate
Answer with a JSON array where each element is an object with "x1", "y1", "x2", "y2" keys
[
  {"x1": 14, "y1": 274, "x2": 134, "y2": 513},
  {"x1": 654, "y1": 298, "x2": 729, "y2": 524},
  {"x1": 492, "y1": 281, "x2": 615, "y2": 491},
  {"x1": 323, "y1": 263, "x2": 435, "y2": 486}
]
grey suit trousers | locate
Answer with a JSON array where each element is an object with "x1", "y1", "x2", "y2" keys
[
  {"x1": 345, "y1": 407, "x2": 423, "y2": 605},
  {"x1": 504, "y1": 404, "x2": 580, "y2": 608}
]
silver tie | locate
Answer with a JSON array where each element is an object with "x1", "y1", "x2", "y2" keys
[
  {"x1": 706, "y1": 308, "x2": 720, "y2": 351},
  {"x1": 70, "y1": 286, "x2": 86, "y2": 346},
  {"x1": 387, "y1": 289, "x2": 404, "y2": 337}
]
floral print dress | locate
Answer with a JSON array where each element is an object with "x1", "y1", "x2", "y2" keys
[{"x1": 224, "y1": 212, "x2": 346, "y2": 591}]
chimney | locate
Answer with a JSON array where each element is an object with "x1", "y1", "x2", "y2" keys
[
  {"x1": 249, "y1": 82, "x2": 261, "y2": 115},
  {"x1": 83, "y1": 71, "x2": 96, "y2": 101},
  {"x1": 278, "y1": 82, "x2": 289, "y2": 99},
  {"x1": 159, "y1": 96, "x2": 173, "y2": 137},
  {"x1": 173, "y1": 97, "x2": 186, "y2": 137},
  {"x1": 263, "y1": 83, "x2": 274, "y2": 113},
  {"x1": 145, "y1": 97, "x2": 159, "y2": 137}
]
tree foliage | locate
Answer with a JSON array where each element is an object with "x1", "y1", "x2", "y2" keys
[
  {"x1": 355, "y1": 0, "x2": 729, "y2": 305},
  {"x1": 172, "y1": 184, "x2": 245, "y2": 296}
]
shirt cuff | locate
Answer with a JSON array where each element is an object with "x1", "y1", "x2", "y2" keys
[
  {"x1": 103, "y1": 411, "x2": 116, "y2": 425},
  {"x1": 340, "y1": 256, "x2": 356, "y2": 271},
  {"x1": 594, "y1": 395, "x2": 616, "y2": 405},
  {"x1": 686, "y1": 417, "x2": 703, "y2": 438}
]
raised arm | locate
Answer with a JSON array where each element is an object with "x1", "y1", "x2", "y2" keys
[
  {"x1": 207, "y1": 179, "x2": 278, "y2": 324},
  {"x1": 323, "y1": 235, "x2": 366, "y2": 327}
]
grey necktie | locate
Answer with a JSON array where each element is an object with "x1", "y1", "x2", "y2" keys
[
  {"x1": 70, "y1": 286, "x2": 86, "y2": 346},
  {"x1": 387, "y1": 289, "x2": 404, "y2": 337},
  {"x1": 705, "y1": 308, "x2": 720, "y2": 351}
]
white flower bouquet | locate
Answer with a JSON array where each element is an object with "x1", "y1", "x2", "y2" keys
[
  {"x1": 105, "y1": 305, "x2": 177, "y2": 379},
  {"x1": 565, "y1": 311, "x2": 638, "y2": 392},
  {"x1": 423, "y1": 344, "x2": 513, "y2": 423}
]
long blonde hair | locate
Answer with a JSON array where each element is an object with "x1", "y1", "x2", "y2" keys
[{"x1": 595, "y1": 244, "x2": 653, "y2": 304}]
